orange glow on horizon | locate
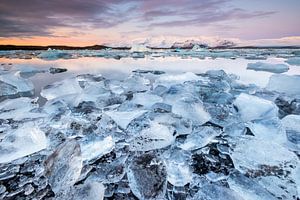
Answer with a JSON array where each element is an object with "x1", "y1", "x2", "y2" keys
[{"x1": 0, "y1": 36, "x2": 105, "y2": 46}]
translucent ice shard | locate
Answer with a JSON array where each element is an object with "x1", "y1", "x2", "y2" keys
[
  {"x1": 41, "y1": 78, "x2": 82, "y2": 100},
  {"x1": 228, "y1": 171, "x2": 277, "y2": 200},
  {"x1": 163, "y1": 148, "x2": 192, "y2": 186},
  {"x1": 285, "y1": 57, "x2": 300, "y2": 66},
  {"x1": 234, "y1": 93, "x2": 278, "y2": 121},
  {"x1": 231, "y1": 136, "x2": 297, "y2": 173},
  {"x1": 130, "y1": 92, "x2": 163, "y2": 109},
  {"x1": 80, "y1": 136, "x2": 115, "y2": 162},
  {"x1": 266, "y1": 74, "x2": 300, "y2": 96},
  {"x1": 247, "y1": 62, "x2": 289, "y2": 73},
  {"x1": 0, "y1": 122, "x2": 47, "y2": 163},
  {"x1": 190, "y1": 183, "x2": 244, "y2": 200},
  {"x1": 44, "y1": 139, "x2": 82, "y2": 194},
  {"x1": 0, "y1": 97, "x2": 46, "y2": 120},
  {"x1": 172, "y1": 100, "x2": 211, "y2": 125},
  {"x1": 65, "y1": 180, "x2": 105, "y2": 200},
  {"x1": 179, "y1": 126, "x2": 219, "y2": 150},
  {"x1": 127, "y1": 153, "x2": 167, "y2": 200},
  {"x1": 130, "y1": 122, "x2": 175, "y2": 151},
  {"x1": 154, "y1": 72, "x2": 200, "y2": 88},
  {"x1": 122, "y1": 74, "x2": 151, "y2": 93},
  {"x1": 105, "y1": 110, "x2": 147, "y2": 129},
  {"x1": 281, "y1": 114, "x2": 300, "y2": 151},
  {"x1": 0, "y1": 72, "x2": 34, "y2": 99}
]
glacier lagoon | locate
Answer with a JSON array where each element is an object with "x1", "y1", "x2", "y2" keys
[{"x1": 0, "y1": 49, "x2": 299, "y2": 200}]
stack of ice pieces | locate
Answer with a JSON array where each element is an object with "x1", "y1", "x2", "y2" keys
[{"x1": 0, "y1": 69, "x2": 299, "y2": 200}]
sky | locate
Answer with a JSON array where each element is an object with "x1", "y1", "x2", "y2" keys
[{"x1": 0, "y1": 0, "x2": 299, "y2": 46}]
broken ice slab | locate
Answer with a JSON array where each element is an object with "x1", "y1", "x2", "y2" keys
[
  {"x1": 41, "y1": 78, "x2": 82, "y2": 100},
  {"x1": 0, "y1": 122, "x2": 47, "y2": 164},
  {"x1": 154, "y1": 72, "x2": 201, "y2": 88},
  {"x1": 234, "y1": 93, "x2": 278, "y2": 122},
  {"x1": 281, "y1": 114, "x2": 300, "y2": 151},
  {"x1": 179, "y1": 126, "x2": 219, "y2": 151},
  {"x1": 245, "y1": 118, "x2": 287, "y2": 145},
  {"x1": 68, "y1": 180, "x2": 105, "y2": 200},
  {"x1": 44, "y1": 139, "x2": 82, "y2": 194},
  {"x1": 0, "y1": 97, "x2": 46, "y2": 121},
  {"x1": 130, "y1": 92, "x2": 163, "y2": 109},
  {"x1": 247, "y1": 62, "x2": 289, "y2": 73},
  {"x1": 129, "y1": 121, "x2": 175, "y2": 151},
  {"x1": 266, "y1": 74, "x2": 300, "y2": 97},
  {"x1": 122, "y1": 74, "x2": 151, "y2": 93},
  {"x1": 104, "y1": 109, "x2": 147, "y2": 130},
  {"x1": 231, "y1": 136, "x2": 298, "y2": 174},
  {"x1": 285, "y1": 57, "x2": 300, "y2": 66},
  {"x1": 172, "y1": 99, "x2": 211, "y2": 125},
  {"x1": 190, "y1": 182, "x2": 244, "y2": 200},
  {"x1": 89, "y1": 155, "x2": 127, "y2": 183},
  {"x1": 0, "y1": 72, "x2": 34, "y2": 99},
  {"x1": 228, "y1": 171, "x2": 277, "y2": 200},
  {"x1": 163, "y1": 148, "x2": 192, "y2": 186},
  {"x1": 80, "y1": 136, "x2": 115, "y2": 162},
  {"x1": 127, "y1": 153, "x2": 167, "y2": 200}
]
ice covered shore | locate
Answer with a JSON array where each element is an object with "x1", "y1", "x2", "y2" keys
[{"x1": 0, "y1": 69, "x2": 299, "y2": 200}]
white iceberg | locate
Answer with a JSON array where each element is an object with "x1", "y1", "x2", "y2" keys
[
  {"x1": 266, "y1": 74, "x2": 300, "y2": 96},
  {"x1": 247, "y1": 62, "x2": 289, "y2": 73}
]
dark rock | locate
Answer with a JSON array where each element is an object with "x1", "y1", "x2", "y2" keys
[{"x1": 49, "y1": 67, "x2": 67, "y2": 74}]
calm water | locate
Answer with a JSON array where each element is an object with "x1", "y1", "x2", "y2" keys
[{"x1": 1, "y1": 56, "x2": 300, "y2": 102}]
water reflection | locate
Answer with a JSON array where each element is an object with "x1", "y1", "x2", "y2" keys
[{"x1": 0, "y1": 56, "x2": 299, "y2": 103}]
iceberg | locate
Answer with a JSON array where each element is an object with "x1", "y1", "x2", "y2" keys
[
  {"x1": 105, "y1": 110, "x2": 147, "y2": 129},
  {"x1": 247, "y1": 62, "x2": 289, "y2": 73}
]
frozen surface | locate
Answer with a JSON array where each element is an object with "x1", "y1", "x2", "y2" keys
[
  {"x1": 0, "y1": 50, "x2": 299, "y2": 199},
  {"x1": 285, "y1": 57, "x2": 300, "y2": 66}
]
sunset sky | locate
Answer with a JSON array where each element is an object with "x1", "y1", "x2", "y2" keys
[{"x1": 0, "y1": 0, "x2": 299, "y2": 46}]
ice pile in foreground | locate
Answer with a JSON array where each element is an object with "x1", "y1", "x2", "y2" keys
[{"x1": 0, "y1": 69, "x2": 299, "y2": 200}]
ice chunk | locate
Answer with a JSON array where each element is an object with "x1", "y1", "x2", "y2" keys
[
  {"x1": 163, "y1": 148, "x2": 192, "y2": 186},
  {"x1": 281, "y1": 114, "x2": 300, "y2": 151},
  {"x1": 90, "y1": 155, "x2": 127, "y2": 183},
  {"x1": 179, "y1": 126, "x2": 219, "y2": 150},
  {"x1": 105, "y1": 110, "x2": 147, "y2": 129},
  {"x1": 131, "y1": 92, "x2": 163, "y2": 109},
  {"x1": 234, "y1": 93, "x2": 278, "y2": 121},
  {"x1": 44, "y1": 139, "x2": 82, "y2": 194},
  {"x1": 231, "y1": 136, "x2": 297, "y2": 173},
  {"x1": 127, "y1": 153, "x2": 167, "y2": 200},
  {"x1": 130, "y1": 44, "x2": 150, "y2": 52},
  {"x1": 266, "y1": 74, "x2": 300, "y2": 96},
  {"x1": 172, "y1": 100, "x2": 211, "y2": 125},
  {"x1": 191, "y1": 183, "x2": 244, "y2": 200},
  {"x1": 0, "y1": 122, "x2": 47, "y2": 163},
  {"x1": 247, "y1": 62, "x2": 289, "y2": 73},
  {"x1": 130, "y1": 122, "x2": 175, "y2": 151},
  {"x1": 285, "y1": 57, "x2": 300, "y2": 66},
  {"x1": 122, "y1": 74, "x2": 151, "y2": 93},
  {"x1": 80, "y1": 136, "x2": 115, "y2": 162},
  {"x1": 41, "y1": 78, "x2": 82, "y2": 100},
  {"x1": 0, "y1": 72, "x2": 34, "y2": 98},
  {"x1": 59, "y1": 180, "x2": 104, "y2": 200},
  {"x1": 0, "y1": 97, "x2": 46, "y2": 120},
  {"x1": 228, "y1": 171, "x2": 277, "y2": 200},
  {"x1": 154, "y1": 72, "x2": 200, "y2": 88}
]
